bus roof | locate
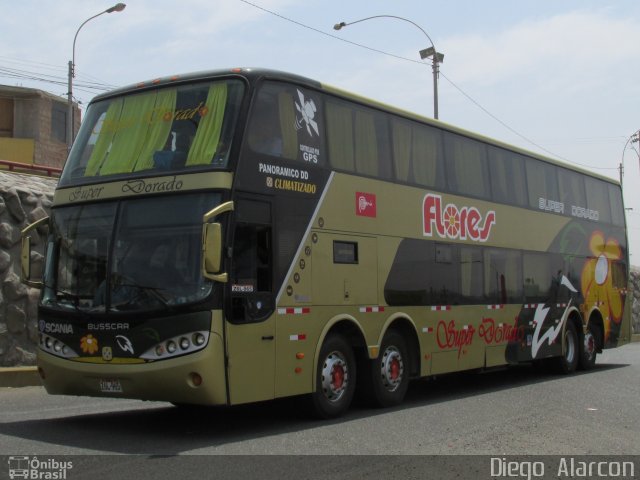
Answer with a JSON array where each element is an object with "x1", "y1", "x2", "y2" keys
[{"x1": 91, "y1": 67, "x2": 619, "y2": 186}]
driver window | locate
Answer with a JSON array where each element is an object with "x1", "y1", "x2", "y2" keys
[{"x1": 230, "y1": 200, "x2": 273, "y2": 323}]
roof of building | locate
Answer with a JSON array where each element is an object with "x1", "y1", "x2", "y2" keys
[{"x1": 0, "y1": 84, "x2": 70, "y2": 105}]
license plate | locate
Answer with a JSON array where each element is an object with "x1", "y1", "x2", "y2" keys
[{"x1": 99, "y1": 378, "x2": 123, "y2": 393}]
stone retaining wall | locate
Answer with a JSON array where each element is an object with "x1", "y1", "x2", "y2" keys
[{"x1": 0, "y1": 172, "x2": 57, "y2": 366}]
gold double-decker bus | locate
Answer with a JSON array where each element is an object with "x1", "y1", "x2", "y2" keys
[{"x1": 22, "y1": 68, "x2": 631, "y2": 418}]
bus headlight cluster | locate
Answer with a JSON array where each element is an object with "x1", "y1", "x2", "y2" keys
[
  {"x1": 39, "y1": 334, "x2": 78, "y2": 359},
  {"x1": 140, "y1": 331, "x2": 209, "y2": 361}
]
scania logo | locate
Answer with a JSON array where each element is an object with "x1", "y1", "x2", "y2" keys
[
  {"x1": 39, "y1": 321, "x2": 74, "y2": 334},
  {"x1": 423, "y1": 193, "x2": 496, "y2": 243}
]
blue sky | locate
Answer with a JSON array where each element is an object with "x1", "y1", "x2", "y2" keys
[{"x1": 2, "y1": 0, "x2": 640, "y2": 262}]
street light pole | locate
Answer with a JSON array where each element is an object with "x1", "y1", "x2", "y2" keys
[
  {"x1": 334, "y1": 15, "x2": 444, "y2": 120},
  {"x1": 620, "y1": 130, "x2": 640, "y2": 187},
  {"x1": 66, "y1": 3, "x2": 126, "y2": 150}
]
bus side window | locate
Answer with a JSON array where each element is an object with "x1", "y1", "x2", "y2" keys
[
  {"x1": 326, "y1": 99, "x2": 392, "y2": 179},
  {"x1": 444, "y1": 132, "x2": 490, "y2": 200},
  {"x1": 391, "y1": 118, "x2": 444, "y2": 189},
  {"x1": 558, "y1": 168, "x2": 587, "y2": 212},
  {"x1": 230, "y1": 224, "x2": 273, "y2": 322},
  {"x1": 230, "y1": 199, "x2": 273, "y2": 323},
  {"x1": 526, "y1": 160, "x2": 559, "y2": 211},
  {"x1": 488, "y1": 147, "x2": 527, "y2": 207},
  {"x1": 584, "y1": 177, "x2": 611, "y2": 224},
  {"x1": 608, "y1": 184, "x2": 625, "y2": 227},
  {"x1": 484, "y1": 249, "x2": 523, "y2": 304}
]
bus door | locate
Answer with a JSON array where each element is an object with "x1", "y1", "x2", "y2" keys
[{"x1": 225, "y1": 196, "x2": 276, "y2": 404}]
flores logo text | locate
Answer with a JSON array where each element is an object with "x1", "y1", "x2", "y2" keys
[{"x1": 423, "y1": 193, "x2": 496, "y2": 242}]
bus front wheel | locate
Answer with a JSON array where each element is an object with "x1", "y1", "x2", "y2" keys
[{"x1": 311, "y1": 333, "x2": 356, "y2": 419}]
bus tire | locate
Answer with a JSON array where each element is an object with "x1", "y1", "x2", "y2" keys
[
  {"x1": 364, "y1": 330, "x2": 409, "y2": 408},
  {"x1": 311, "y1": 333, "x2": 356, "y2": 419},
  {"x1": 578, "y1": 323, "x2": 600, "y2": 370},
  {"x1": 552, "y1": 321, "x2": 578, "y2": 374}
]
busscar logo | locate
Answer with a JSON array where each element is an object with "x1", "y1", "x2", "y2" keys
[{"x1": 116, "y1": 335, "x2": 135, "y2": 355}]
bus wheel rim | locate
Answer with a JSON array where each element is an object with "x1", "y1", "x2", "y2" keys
[
  {"x1": 565, "y1": 330, "x2": 576, "y2": 363},
  {"x1": 380, "y1": 346, "x2": 404, "y2": 392},
  {"x1": 583, "y1": 331, "x2": 595, "y2": 359},
  {"x1": 321, "y1": 351, "x2": 348, "y2": 402}
]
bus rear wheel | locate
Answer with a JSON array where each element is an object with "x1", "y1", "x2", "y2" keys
[
  {"x1": 311, "y1": 333, "x2": 356, "y2": 419},
  {"x1": 364, "y1": 330, "x2": 409, "y2": 408},
  {"x1": 578, "y1": 323, "x2": 600, "y2": 370},
  {"x1": 552, "y1": 321, "x2": 578, "y2": 374}
]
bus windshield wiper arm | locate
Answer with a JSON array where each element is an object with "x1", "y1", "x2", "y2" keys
[
  {"x1": 51, "y1": 289, "x2": 82, "y2": 312},
  {"x1": 110, "y1": 281, "x2": 172, "y2": 309}
]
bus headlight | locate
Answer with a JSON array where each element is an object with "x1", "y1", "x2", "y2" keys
[
  {"x1": 140, "y1": 331, "x2": 210, "y2": 361},
  {"x1": 39, "y1": 334, "x2": 78, "y2": 359}
]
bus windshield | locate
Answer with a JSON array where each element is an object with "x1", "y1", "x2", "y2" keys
[
  {"x1": 42, "y1": 193, "x2": 220, "y2": 314},
  {"x1": 59, "y1": 79, "x2": 244, "y2": 186}
]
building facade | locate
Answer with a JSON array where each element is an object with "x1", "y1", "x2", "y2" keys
[{"x1": 0, "y1": 85, "x2": 80, "y2": 170}]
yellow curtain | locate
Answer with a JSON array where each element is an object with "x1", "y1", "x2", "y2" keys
[
  {"x1": 413, "y1": 127, "x2": 438, "y2": 187},
  {"x1": 186, "y1": 83, "x2": 227, "y2": 166},
  {"x1": 392, "y1": 120, "x2": 411, "y2": 182},
  {"x1": 326, "y1": 102, "x2": 354, "y2": 171},
  {"x1": 278, "y1": 92, "x2": 298, "y2": 160},
  {"x1": 84, "y1": 99, "x2": 123, "y2": 176},
  {"x1": 133, "y1": 89, "x2": 177, "y2": 171},
  {"x1": 99, "y1": 93, "x2": 159, "y2": 175}
]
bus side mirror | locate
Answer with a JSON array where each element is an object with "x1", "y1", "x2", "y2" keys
[
  {"x1": 21, "y1": 216, "x2": 49, "y2": 288},
  {"x1": 202, "y1": 201, "x2": 234, "y2": 283},
  {"x1": 203, "y1": 223, "x2": 223, "y2": 277}
]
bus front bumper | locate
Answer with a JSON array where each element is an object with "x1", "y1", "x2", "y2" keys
[{"x1": 36, "y1": 332, "x2": 227, "y2": 406}]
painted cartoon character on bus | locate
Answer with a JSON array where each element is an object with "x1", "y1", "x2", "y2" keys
[
  {"x1": 580, "y1": 231, "x2": 625, "y2": 343},
  {"x1": 507, "y1": 226, "x2": 628, "y2": 363}
]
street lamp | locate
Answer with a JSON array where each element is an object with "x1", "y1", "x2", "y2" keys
[
  {"x1": 620, "y1": 130, "x2": 639, "y2": 186},
  {"x1": 67, "y1": 3, "x2": 126, "y2": 149},
  {"x1": 334, "y1": 15, "x2": 444, "y2": 119}
]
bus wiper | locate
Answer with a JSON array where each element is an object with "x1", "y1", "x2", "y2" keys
[
  {"x1": 110, "y1": 279, "x2": 172, "y2": 310},
  {"x1": 50, "y1": 289, "x2": 82, "y2": 312}
]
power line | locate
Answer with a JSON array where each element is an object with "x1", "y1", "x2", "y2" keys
[
  {"x1": 238, "y1": 0, "x2": 619, "y2": 171},
  {"x1": 0, "y1": 55, "x2": 117, "y2": 89},
  {"x1": 0, "y1": 64, "x2": 117, "y2": 93}
]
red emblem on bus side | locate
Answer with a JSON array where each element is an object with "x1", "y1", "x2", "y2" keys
[{"x1": 356, "y1": 192, "x2": 376, "y2": 218}]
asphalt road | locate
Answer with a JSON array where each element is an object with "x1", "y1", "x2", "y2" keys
[{"x1": 1, "y1": 343, "x2": 639, "y2": 478}]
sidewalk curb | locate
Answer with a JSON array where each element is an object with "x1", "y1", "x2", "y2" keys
[{"x1": 0, "y1": 367, "x2": 41, "y2": 388}]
